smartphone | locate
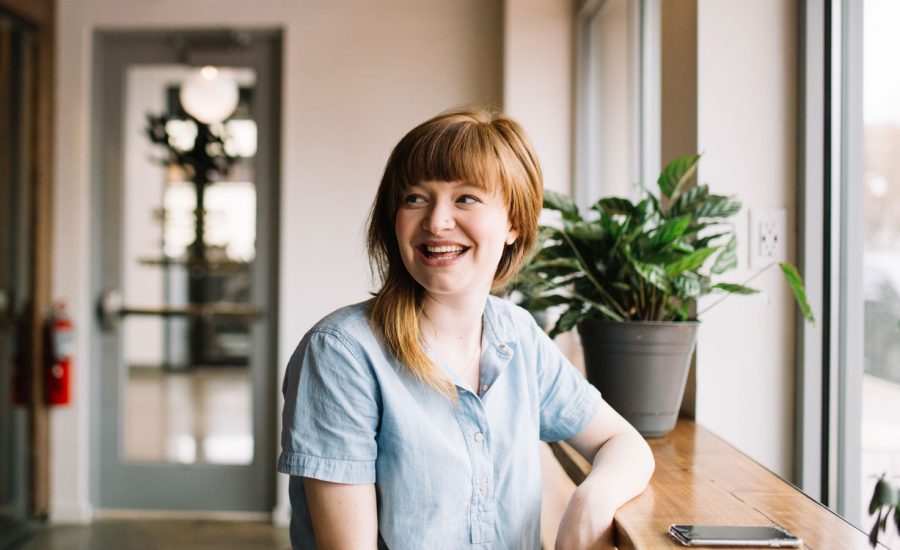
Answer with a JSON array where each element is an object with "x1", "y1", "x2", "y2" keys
[{"x1": 668, "y1": 524, "x2": 803, "y2": 547}]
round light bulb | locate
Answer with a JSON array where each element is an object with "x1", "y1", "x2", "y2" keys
[{"x1": 180, "y1": 66, "x2": 239, "y2": 124}]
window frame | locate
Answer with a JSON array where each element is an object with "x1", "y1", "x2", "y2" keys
[{"x1": 797, "y1": 0, "x2": 864, "y2": 525}]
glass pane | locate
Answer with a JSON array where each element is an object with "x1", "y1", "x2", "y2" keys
[
  {"x1": 861, "y1": 1, "x2": 900, "y2": 546},
  {"x1": 586, "y1": 0, "x2": 636, "y2": 202},
  {"x1": 121, "y1": 65, "x2": 257, "y2": 465}
]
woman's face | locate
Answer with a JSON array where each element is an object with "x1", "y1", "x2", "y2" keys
[{"x1": 394, "y1": 180, "x2": 518, "y2": 302}]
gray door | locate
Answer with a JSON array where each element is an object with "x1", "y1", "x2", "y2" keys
[{"x1": 92, "y1": 31, "x2": 281, "y2": 512}]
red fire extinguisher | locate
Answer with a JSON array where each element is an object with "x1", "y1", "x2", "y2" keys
[{"x1": 46, "y1": 301, "x2": 73, "y2": 406}]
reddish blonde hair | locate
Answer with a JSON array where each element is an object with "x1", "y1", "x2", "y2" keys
[{"x1": 366, "y1": 106, "x2": 543, "y2": 397}]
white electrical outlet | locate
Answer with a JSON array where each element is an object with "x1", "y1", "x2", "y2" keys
[{"x1": 749, "y1": 208, "x2": 787, "y2": 268}]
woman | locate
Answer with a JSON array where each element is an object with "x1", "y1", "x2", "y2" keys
[{"x1": 278, "y1": 107, "x2": 654, "y2": 549}]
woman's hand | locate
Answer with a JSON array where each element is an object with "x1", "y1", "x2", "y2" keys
[{"x1": 555, "y1": 479, "x2": 617, "y2": 550}]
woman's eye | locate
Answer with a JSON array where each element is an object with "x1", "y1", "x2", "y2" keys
[
  {"x1": 403, "y1": 194, "x2": 426, "y2": 205},
  {"x1": 458, "y1": 195, "x2": 479, "y2": 205}
]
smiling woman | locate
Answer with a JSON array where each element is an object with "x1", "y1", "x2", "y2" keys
[
  {"x1": 277, "y1": 107, "x2": 655, "y2": 550},
  {"x1": 367, "y1": 109, "x2": 542, "y2": 396}
]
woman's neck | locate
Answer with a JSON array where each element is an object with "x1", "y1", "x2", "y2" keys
[{"x1": 420, "y1": 292, "x2": 486, "y2": 348}]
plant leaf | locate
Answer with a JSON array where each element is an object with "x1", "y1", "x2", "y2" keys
[
  {"x1": 573, "y1": 292, "x2": 627, "y2": 322},
  {"x1": 658, "y1": 154, "x2": 700, "y2": 200},
  {"x1": 894, "y1": 503, "x2": 900, "y2": 532},
  {"x1": 649, "y1": 216, "x2": 692, "y2": 250},
  {"x1": 780, "y1": 262, "x2": 815, "y2": 324},
  {"x1": 567, "y1": 221, "x2": 605, "y2": 243},
  {"x1": 521, "y1": 294, "x2": 572, "y2": 312},
  {"x1": 672, "y1": 240, "x2": 695, "y2": 254},
  {"x1": 664, "y1": 247, "x2": 719, "y2": 277},
  {"x1": 528, "y1": 257, "x2": 581, "y2": 271},
  {"x1": 713, "y1": 282, "x2": 758, "y2": 295},
  {"x1": 870, "y1": 475, "x2": 895, "y2": 515},
  {"x1": 632, "y1": 260, "x2": 670, "y2": 292},
  {"x1": 694, "y1": 231, "x2": 731, "y2": 249},
  {"x1": 645, "y1": 191, "x2": 662, "y2": 215},
  {"x1": 672, "y1": 274, "x2": 703, "y2": 298},
  {"x1": 869, "y1": 510, "x2": 882, "y2": 547},
  {"x1": 669, "y1": 184, "x2": 710, "y2": 218},
  {"x1": 592, "y1": 197, "x2": 637, "y2": 218},
  {"x1": 534, "y1": 242, "x2": 571, "y2": 261},
  {"x1": 711, "y1": 235, "x2": 738, "y2": 274},
  {"x1": 695, "y1": 194, "x2": 742, "y2": 219},
  {"x1": 550, "y1": 303, "x2": 585, "y2": 338},
  {"x1": 543, "y1": 190, "x2": 581, "y2": 222},
  {"x1": 523, "y1": 258, "x2": 582, "y2": 280}
]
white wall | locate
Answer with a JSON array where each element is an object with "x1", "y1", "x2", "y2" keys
[
  {"x1": 52, "y1": 0, "x2": 573, "y2": 524},
  {"x1": 504, "y1": 0, "x2": 575, "y2": 195},
  {"x1": 694, "y1": 0, "x2": 798, "y2": 478}
]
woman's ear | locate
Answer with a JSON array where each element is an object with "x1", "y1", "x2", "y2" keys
[{"x1": 505, "y1": 227, "x2": 519, "y2": 246}]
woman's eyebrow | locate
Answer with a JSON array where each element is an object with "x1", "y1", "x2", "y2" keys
[{"x1": 456, "y1": 180, "x2": 491, "y2": 191}]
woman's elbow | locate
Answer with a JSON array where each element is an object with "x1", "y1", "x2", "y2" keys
[{"x1": 637, "y1": 434, "x2": 655, "y2": 487}]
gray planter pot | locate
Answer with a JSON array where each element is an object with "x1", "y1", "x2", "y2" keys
[{"x1": 577, "y1": 319, "x2": 699, "y2": 438}]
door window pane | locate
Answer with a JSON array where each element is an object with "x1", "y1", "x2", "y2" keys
[{"x1": 121, "y1": 65, "x2": 258, "y2": 465}]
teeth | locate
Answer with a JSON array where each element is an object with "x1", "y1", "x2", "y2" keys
[{"x1": 425, "y1": 245, "x2": 464, "y2": 253}]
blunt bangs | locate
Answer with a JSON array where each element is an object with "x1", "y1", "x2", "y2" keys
[{"x1": 394, "y1": 117, "x2": 507, "y2": 197}]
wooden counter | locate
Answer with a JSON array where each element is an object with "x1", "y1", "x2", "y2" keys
[{"x1": 551, "y1": 419, "x2": 885, "y2": 549}]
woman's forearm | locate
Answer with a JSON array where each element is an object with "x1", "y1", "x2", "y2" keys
[
  {"x1": 580, "y1": 429, "x2": 655, "y2": 509},
  {"x1": 556, "y1": 402, "x2": 655, "y2": 549}
]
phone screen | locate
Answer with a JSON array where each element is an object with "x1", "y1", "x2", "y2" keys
[{"x1": 669, "y1": 524, "x2": 803, "y2": 547}]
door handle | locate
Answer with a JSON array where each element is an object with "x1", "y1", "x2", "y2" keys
[
  {"x1": 0, "y1": 287, "x2": 9, "y2": 326},
  {"x1": 97, "y1": 288, "x2": 265, "y2": 331}
]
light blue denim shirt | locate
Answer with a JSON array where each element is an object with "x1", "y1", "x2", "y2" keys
[{"x1": 277, "y1": 296, "x2": 603, "y2": 549}]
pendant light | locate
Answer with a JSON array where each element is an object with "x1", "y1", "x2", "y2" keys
[{"x1": 179, "y1": 66, "x2": 239, "y2": 124}]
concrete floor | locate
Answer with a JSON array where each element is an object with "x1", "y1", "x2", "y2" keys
[{"x1": 19, "y1": 520, "x2": 290, "y2": 550}]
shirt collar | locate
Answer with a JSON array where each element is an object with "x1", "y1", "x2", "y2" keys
[{"x1": 483, "y1": 296, "x2": 516, "y2": 358}]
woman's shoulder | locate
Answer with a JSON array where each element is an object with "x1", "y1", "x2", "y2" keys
[
  {"x1": 311, "y1": 298, "x2": 373, "y2": 330},
  {"x1": 290, "y1": 299, "x2": 380, "y2": 371},
  {"x1": 303, "y1": 298, "x2": 377, "y2": 345}
]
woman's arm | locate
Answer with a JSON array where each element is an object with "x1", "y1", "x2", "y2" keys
[
  {"x1": 303, "y1": 478, "x2": 379, "y2": 549},
  {"x1": 554, "y1": 401, "x2": 655, "y2": 550}
]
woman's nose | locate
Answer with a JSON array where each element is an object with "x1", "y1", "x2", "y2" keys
[{"x1": 422, "y1": 201, "x2": 455, "y2": 233}]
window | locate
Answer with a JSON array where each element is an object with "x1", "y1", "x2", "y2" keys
[
  {"x1": 574, "y1": 0, "x2": 659, "y2": 209},
  {"x1": 800, "y1": 2, "x2": 900, "y2": 545}
]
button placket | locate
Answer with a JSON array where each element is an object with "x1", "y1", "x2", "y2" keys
[{"x1": 458, "y1": 395, "x2": 495, "y2": 544}]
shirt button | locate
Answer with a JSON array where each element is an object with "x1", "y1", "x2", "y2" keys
[
  {"x1": 480, "y1": 482, "x2": 488, "y2": 493},
  {"x1": 481, "y1": 384, "x2": 489, "y2": 393},
  {"x1": 474, "y1": 432, "x2": 484, "y2": 443}
]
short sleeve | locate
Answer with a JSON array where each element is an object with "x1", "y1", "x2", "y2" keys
[
  {"x1": 533, "y1": 322, "x2": 604, "y2": 442},
  {"x1": 277, "y1": 328, "x2": 381, "y2": 484}
]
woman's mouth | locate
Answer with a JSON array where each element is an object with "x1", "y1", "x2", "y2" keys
[{"x1": 418, "y1": 244, "x2": 470, "y2": 261}]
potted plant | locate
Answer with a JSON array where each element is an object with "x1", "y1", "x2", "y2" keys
[
  {"x1": 513, "y1": 154, "x2": 814, "y2": 437},
  {"x1": 869, "y1": 474, "x2": 899, "y2": 547}
]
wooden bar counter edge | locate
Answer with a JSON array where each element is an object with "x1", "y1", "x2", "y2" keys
[{"x1": 550, "y1": 419, "x2": 887, "y2": 549}]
